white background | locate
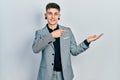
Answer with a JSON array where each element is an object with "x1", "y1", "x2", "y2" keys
[{"x1": 0, "y1": 0, "x2": 120, "y2": 80}]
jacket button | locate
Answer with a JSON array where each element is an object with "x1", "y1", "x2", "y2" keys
[
  {"x1": 52, "y1": 53, "x2": 55, "y2": 56},
  {"x1": 52, "y1": 63, "x2": 54, "y2": 66}
]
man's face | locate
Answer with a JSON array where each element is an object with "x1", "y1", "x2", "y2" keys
[{"x1": 45, "y1": 8, "x2": 60, "y2": 26}]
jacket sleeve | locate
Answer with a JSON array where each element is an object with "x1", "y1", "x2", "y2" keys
[
  {"x1": 32, "y1": 30, "x2": 55, "y2": 53},
  {"x1": 69, "y1": 28, "x2": 90, "y2": 56}
]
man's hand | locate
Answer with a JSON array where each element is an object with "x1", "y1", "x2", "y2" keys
[
  {"x1": 51, "y1": 29, "x2": 67, "y2": 38},
  {"x1": 87, "y1": 33, "x2": 104, "y2": 43}
]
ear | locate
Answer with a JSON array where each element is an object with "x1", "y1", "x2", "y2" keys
[
  {"x1": 44, "y1": 13, "x2": 47, "y2": 19},
  {"x1": 58, "y1": 14, "x2": 61, "y2": 19},
  {"x1": 44, "y1": 13, "x2": 47, "y2": 18},
  {"x1": 59, "y1": 14, "x2": 61, "y2": 19}
]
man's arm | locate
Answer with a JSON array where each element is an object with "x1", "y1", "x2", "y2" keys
[
  {"x1": 69, "y1": 28, "x2": 89, "y2": 56},
  {"x1": 69, "y1": 28, "x2": 103, "y2": 56},
  {"x1": 32, "y1": 30, "x2": 55, "y2": 53}
]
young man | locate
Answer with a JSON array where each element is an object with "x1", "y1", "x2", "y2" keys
[{"x1": 32, "y1": 2, "x2": 103, "y2": 80}]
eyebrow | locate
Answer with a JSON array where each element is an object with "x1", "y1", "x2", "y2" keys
[{"x1": 47, "y1": 11, "x2": 59, "y2": 14}]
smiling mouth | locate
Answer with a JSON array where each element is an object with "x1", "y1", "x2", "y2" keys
[{"x1": 51, "y1": 19, "x2": 56, "y2": 21}]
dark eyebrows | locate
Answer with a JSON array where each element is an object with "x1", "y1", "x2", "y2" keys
[{"x1": 47, "y1": 11, "x2": 59, "y2": 14}]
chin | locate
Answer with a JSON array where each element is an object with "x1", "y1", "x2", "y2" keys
[{"x1": 49, "y1": 22, "x2": 57, "y2": 25}]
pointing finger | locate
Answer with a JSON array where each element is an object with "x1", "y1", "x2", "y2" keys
[
  {"x1": 97, "y1": 33, "x2": 104, "y2": 38},
  {"x1": 61, "y1": 30, "x2": 67, "y2": 33}
]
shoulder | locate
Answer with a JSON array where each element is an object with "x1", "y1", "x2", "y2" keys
[{"x1": 35, "y1": 26, "x2": 47, "y2": 34}]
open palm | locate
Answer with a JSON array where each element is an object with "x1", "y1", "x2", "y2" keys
[{"x1": 87, "y1": 33, "x2": 104, "y2": 43}]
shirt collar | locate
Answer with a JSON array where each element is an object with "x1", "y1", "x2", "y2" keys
[{"x1": 47, "y1": 24, "x2": 59, "y2": 33}]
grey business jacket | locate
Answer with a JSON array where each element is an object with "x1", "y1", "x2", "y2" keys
[{"x1": 32, "y1": 25, "x2": 89, "y2": 80}]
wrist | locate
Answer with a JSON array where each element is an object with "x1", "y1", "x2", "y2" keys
[
  {"x1": 51, "y1": 32, "x2": 55, "y2": 38},
  {"x1": 84, "y1": 39, "x2": 90, "y2": 47},
  {"x1": 86, "y1": 38, "x2": 91, "y2": 43}
]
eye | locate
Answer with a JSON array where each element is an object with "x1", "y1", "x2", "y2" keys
[
  {"x1": 54, "y1": 13, "x2": 59, "y2": 16},
  {"x1": 47, "y1": 12, "x2": 52, "y2": 15}
]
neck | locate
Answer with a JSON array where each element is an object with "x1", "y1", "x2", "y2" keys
[{"x1": 48, "y1": 23, "x2": 58, "y2": 30}]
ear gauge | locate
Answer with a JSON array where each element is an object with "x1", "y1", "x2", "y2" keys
[{"x1": 45, "y1": 17, "x2": 60, "y2": 20}]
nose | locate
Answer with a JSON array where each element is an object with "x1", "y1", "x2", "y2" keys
[{"x1": 51, "y1": 14, "x2": 55, "y2": 19}]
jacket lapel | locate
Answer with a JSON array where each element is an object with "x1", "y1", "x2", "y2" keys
[{"x1": 59, "y1": 25, "x2": 68, "y2": 68}]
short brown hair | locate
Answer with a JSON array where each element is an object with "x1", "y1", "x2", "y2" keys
[{"x1": 46, "y1": 2, "x2": 60, "y2": 11}]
